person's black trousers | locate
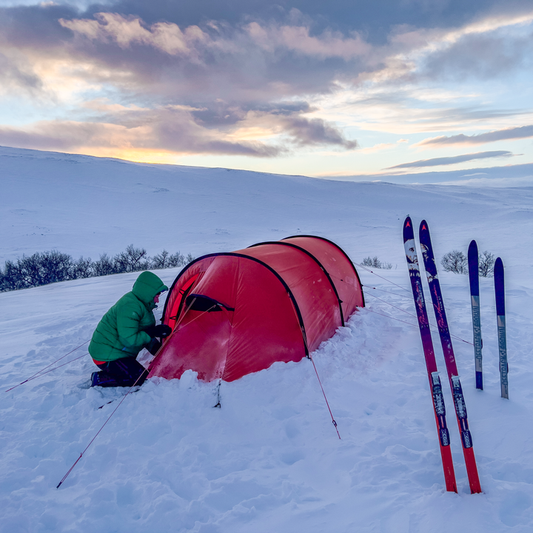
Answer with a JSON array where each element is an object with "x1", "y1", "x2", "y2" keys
[{"x1": 91, "y1": 357, "x2": 148, "y2": 387}]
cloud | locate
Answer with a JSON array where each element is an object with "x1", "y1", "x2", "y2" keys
[
  {"x1": 387, "y1": 9, "x2": 533, "y2": 84},
  {"x1": 104, "y1": 0, "x2": 526, "y2": 45},
  {"x1": 359, "y1": 8, "x2": 533, "y2": 89},
  {"x1": 0, "y1": 51, "x2": 42, "y2": 93},
  {"x1": 418, "y1": 125, "x2": 533, "y2": 147},
  {"x1": 280, "y1": 116, "x2": 357, "y2": 148},
  {"x1": 0, "y1": 5, "x2": 361, "y2": 153},
  {"x1": 358, "y1": 140, "x2": 408, "y2": 154},
  {"x1": 0, "y1": 115, "x2": 283, "y2": 158},
  {"x1": 59, "y1": 13, "x2": 372, "y2": 61},
  {"x1": 3, "y1": 4, "x2": 532, "y2": 104},
  {"x1": 0, "y1": 1, "x2": 531, "y2": 166},
  {"x1": 387, "y1": 150, "x2": 514, "y2": 169},
  {"x1": 245, "y1": 21, "x2": 371, "y2": 60},
  {"x1": 420, "y1": 30, "x2": 533, "y2": 82},
  {"x1": 5, "y1": 5, "x2": 433, "y2": 104},
  {"x1": 59, "y1": 12, "x2": 209, "y2": 57},
  {"x1": 0, "y1": 100, "x2": 357, "y2": 157}
]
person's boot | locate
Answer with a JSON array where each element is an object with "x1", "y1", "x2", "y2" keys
[{"x1": 91, "y1": 371, "x2": 119, "y2": 388}]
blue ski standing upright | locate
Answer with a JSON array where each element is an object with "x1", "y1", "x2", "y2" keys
[
  {"x1": 494, "y1": 257, "x2": 509, "y2": 399},
  {"x1": 468, "y1": 240, "x2": 483, "y2": 390},
  {"x1": 403, "y1": 216, "x2": 457, "y2": 493},
  {"x1": 419, "y1": 220, "x2": 482, "y2": 494}
]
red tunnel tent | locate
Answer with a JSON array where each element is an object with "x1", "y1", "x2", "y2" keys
[{"x1": 148, "y1": 236, "x2": 365, "y2": 382}]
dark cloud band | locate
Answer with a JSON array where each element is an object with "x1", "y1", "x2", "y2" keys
[
  {"x1": 419, "y1": 125, "x2": 533, "y2": 146},
  {"x1": 387, "y1": 150, "x2": 514, "y2": 169}
]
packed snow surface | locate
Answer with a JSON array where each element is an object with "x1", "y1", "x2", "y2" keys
[{"x1": 1, "y1": 146, "x2": 533, "y2": 532}]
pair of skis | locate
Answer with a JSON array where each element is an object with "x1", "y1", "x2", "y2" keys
[
  {"x1": 404, "y1": 216, "x2": 481, "y2": 494},
  {"x1": 468, "y1": 241, "x2": 508, "y2": 398}
]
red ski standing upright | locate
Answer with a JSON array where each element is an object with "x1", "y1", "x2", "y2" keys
[
  {"x1": 403, "y1": 216, "x2": 457, "y2": 493},
  {"x1": 419, "y1": 219, "x2": 482, "y2": 494}
]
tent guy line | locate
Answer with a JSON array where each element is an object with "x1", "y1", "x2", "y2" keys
[
  {"x1": 56, "y1": 368, "x2": 147, "y2": 489},
  {"x1": 365, "y1": 291, "x2": 474, "y2": 347},
  {"x1": 4, "y1": 340, "x2": 89, "y2": 393},
  {"x1": 354, "y1": 263, "x2": 411, "y2": 294}
]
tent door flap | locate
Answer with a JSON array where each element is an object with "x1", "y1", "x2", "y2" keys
[{"x1": 186, "y1": 294, "x2": 235, "y2": 313}]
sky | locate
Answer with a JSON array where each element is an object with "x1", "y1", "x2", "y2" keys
[{"x1": 1, "y1": 0, "x2": 533, "y2": 179}]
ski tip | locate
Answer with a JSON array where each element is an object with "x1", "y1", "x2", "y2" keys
[
  {"x1": 468, "y1": 240, "x2": 479, "y2": 263},
  {"x1": 468, "y1": 242, "x2": 480, "y2": 292},
  {"x1": 403, "y1": 216, "x2": 415, "y2": 241},
  {"x1": 495, "y1": 257, "x2": 505, "y2": 315},
  {"x1": 495, "y1": 257, "x2": 504, "y2": 284}
]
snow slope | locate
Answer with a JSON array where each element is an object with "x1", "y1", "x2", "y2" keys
[{"x1": 1, "y1": 147, "x2": 533, "y2": 532}]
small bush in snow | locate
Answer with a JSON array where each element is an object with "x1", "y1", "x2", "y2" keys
[
  {"x1": 113, "y1": 245, "x2": 151, "y2": 273},
  {"x1": 151, "y1": 250, "x2": 186, "y2": 269},
  {"x1": 1, "y1": 251, "x2": 74, "y2": 290},
  {"x1": 361, "y1": 256, "x2": 392, "y2": 269},
  {"x1": 478, "y1": 250, "x2": 496, "y2": 277},
  {"x1": 92, "y1": 254, "x2": 117, "y2": 277},
  {"x1": 71, "y1": 257, "x2": 93, "y2": 279},
  {"x1": 0, "y1": 245, "x2": 195, "y2": 292},
  {"x1": 441, "y1": 249, "x2": 495, "y2": 277},
  {"x1": 441, "y1": 250, "x2": 467, "y2": 274}
]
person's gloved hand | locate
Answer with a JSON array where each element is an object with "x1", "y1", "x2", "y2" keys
[
  {"x1": 143, "y1": 324, "x2": 172, "y2": 338},
  {"x1": 147, "y1": 338, "x2": 162, "y2": 355}
]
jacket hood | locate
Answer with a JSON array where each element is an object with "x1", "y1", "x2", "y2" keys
[{"x1": 132, "y1": 271, "x2": 168, "y2": 308}]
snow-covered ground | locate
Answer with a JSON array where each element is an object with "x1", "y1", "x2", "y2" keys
[{"x1": 1, "y1": 146, "x2": 533, "y2": 532}]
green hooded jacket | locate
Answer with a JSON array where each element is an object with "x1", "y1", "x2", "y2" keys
[{"x1": 89, "y1": 271, "x2": 168, "y2": 362}]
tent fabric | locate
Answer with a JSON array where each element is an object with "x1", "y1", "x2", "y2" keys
[{"x1": 148, "y1": 236, "x2": 365, "y2": 382}]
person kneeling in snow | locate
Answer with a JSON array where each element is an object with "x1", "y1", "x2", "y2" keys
[{"x1": 89, "y1": 271, "x2": 172, "y2": 388}]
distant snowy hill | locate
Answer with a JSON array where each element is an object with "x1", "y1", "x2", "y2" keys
[
  {"x1": 1, "y1": 146, "x2": 533, "y2": 532},
  {"x1": 2, "y1": 145, "x2": 532, "y2": 275}
]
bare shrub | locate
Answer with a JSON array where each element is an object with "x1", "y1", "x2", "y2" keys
[
  {"x1": 361, "y1": 256, "x2": 392, "y2": 269},
  {"x1": 478, "y1": 251, "x2": 495, "y2": 277},
  {"x1": 152, "y1": 250, "x2": 187, "y2": 269},
  {"x1": 0, "y1": 245, "x2": 196, "y2": 292},
  {"x1": 441, "y1": 250, "x2": 467, "y2": 274},
  {"x1": 71, "y1": 257, "x2": 93, "y2": 279},
  {"x1": 92, "y1": 254, "x2": 117, "y2": 277},
  {"x1": 114, "y1": 245, "x2": 150, "y2": 273}
]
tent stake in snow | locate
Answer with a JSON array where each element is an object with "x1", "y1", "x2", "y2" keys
[
  {"x1": 468, "y1": 240, "x2": 483, "y2": 390},
  {"x1": 494, "y1": 258, "x2": 509, "y2": 399},
  {"x1": 213, "y1": 379, "x2": 222, "y2": 408}
]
